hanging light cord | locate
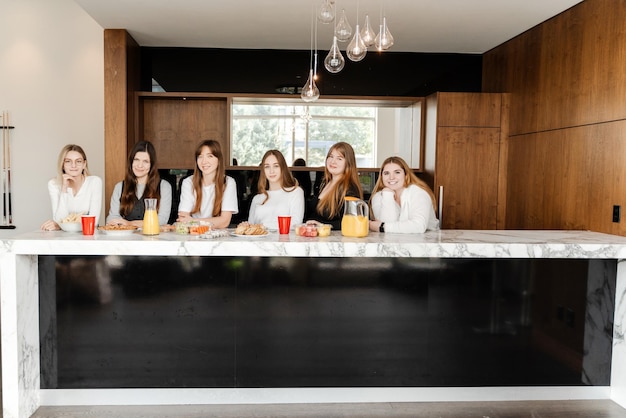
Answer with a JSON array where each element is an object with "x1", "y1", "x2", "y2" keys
[
  {"x1": 309, "y1": 6, "x2": 314, "y2": 73},
  {"x1": 314, "y1": 15, "x2": 318, "y2": 78}
]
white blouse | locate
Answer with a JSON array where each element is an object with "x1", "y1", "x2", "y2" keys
[
  {"x1": 47, "y1": 175, "x2": 103, "y2": 225},
  {"x1": 178, "y1": 175, "x2": 239, "y2": 218},
  {"x1": 248, "y1": 187, "x2": 305, "y2": 230},
  {"x1": 370, "y1": 184, "x2": 439, "y2": 233}
]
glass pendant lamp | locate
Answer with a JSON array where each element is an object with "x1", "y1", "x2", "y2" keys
[
  {"x1": 301, "y1": 69, "x2": 320, "y2": 102},
  {"x1": 360, "y1": 15, "x2": 376, "y2": 47},
  {"x1": 324, "y1": 36, "x2": 345, "y2": 73},
  {"x1": 302, "y1": 11, "x2": 320, "y2": 102},
  {"x1": 347, "y1": 23, "x2": 367, "y2": 62},
  {"x1": 334, "y1": 9, "x2": 352, "y2": 42},
  {"x1": 317, "y1": 0, "x2": 335, "y2": 24},
  {"x1": 374, "y1": 16, "x2": 394, "y2": 50}
]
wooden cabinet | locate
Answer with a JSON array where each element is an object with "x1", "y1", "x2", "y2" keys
[
  {"x1": 137, "y1": 93, "x2": 229, "y2": 169},
  {"x1": 424, "y1": 92, "x2": 508, "y2": 229}
]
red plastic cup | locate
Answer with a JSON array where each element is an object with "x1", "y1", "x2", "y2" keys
[
  {"x1": 81, "y1": 215, "x2": 96, "y2": 236},
  {"x1": 277, "y1": 216, "x2": 291, "y2": 234}
]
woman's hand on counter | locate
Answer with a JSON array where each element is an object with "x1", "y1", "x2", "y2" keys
[
  {"x1": 40, "y1": 219, "x2": 60, "y2": 231},
  {"x1": 369, "y1": 219, "x2": 383, "y2": 232}
]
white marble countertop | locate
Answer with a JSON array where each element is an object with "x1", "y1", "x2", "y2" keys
[{"x1": 3, "y1": 229, "x2": 626, "y2": 258}]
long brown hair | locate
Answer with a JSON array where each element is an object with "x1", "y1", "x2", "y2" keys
[
  {"x1": 257, "y1": 150, "x2": 298, "y2": 205},
  {"x1": 120, "y1": 141, "x2": 161, "y2": 217},
  {"x1": 370, "y1": 156, "x2": 437, "y2": 214},
  {"x1": 317, "y1": 142, "x2": 363, "y2": 218},
  {"x1": 191, "y1": 139, "x2": 226, "y2": 217}
]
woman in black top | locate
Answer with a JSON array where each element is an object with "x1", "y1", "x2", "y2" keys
[{"x1": 307, "y1": 142, "x2": 363, "y2": 230}]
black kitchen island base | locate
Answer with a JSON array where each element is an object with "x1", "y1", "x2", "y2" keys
[{"x1": 39, "y1": 256, "x2": 612, "y2": 389}]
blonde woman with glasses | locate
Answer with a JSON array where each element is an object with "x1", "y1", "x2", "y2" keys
[{"x1": 40, "y1": 144, "x2": 102, "y2": 231}]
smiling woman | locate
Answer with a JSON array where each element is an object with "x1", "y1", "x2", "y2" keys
[
  {"x1": 106, "y1": 140, "x2": 172, "y2": 228},
  {"x1": 41, "y1": 144, "x2": 102, "y2": 231}
]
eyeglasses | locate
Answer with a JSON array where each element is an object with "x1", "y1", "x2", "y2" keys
[{"x1": 64, "y1": 159, "x2": 85, "y2": 166}]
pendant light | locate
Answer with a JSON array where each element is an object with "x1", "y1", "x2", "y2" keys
[
  {"x1": 347, "y1": 4, "x2": 367, "y2": 62},
  {"x1": 347, "y1": 26, "x2": 367, "y2": 62},
  {"x1": 317, "y1": 0, "x2": 335, "y2": 24},
  {"x1": 374, "y1": 16, "x2": 394, "y2": 51},
  {"x1": 334, "y1": 9, "x2": 352, "y2": 42},
  {"x1": 360, "y1": 14, "x2": 376, "y2": 47},
  {"x1": 302, "y1": 9, "x2": 320, "y2": 102},
  {"x1": 324, "y1": 36, "x2": 345, "y2": 73}
]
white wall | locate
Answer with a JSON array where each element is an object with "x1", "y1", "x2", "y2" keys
[
  {"x1": 0, "y1": 0, "x2": 104, "y2": 237},
  {"x1": 377, "y1": 106, "x2": 421, "y2": 169}
]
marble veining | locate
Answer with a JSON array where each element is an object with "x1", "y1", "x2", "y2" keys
[
  {"x1": 4, "y1": 229, "x2": 626, "y2": 259},
  {"x1": 3, "y1": 229, "x2": 626, "y2": 418}
]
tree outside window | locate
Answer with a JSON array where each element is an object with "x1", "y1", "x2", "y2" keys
[{"x1": 231, "y1": 103, "x2": 376, "y2": 167}]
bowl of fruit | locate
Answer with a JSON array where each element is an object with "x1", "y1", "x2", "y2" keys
[{"x1": 295, "y1": 222, "x2": 332, "y2": 237}]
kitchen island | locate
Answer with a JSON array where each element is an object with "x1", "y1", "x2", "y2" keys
[{"x1": 2, "y1": 229, "x2": 626, "y2": 418}]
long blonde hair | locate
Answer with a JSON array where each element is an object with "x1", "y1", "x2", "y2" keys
[
  {"x1": 56, "y1": 144, "x2": 90, "y2": 185},
  {"x1": 191, "y1": 140, "x2": 226, "y2": 217},
  {"x1": 370, "y1": 156, "x2": 437, "y2": 215},
  {"x1": 257, "y1": 150, "x2": 298, "y2": 204},
  {"x1": 317, "y1": 142, "x2": 363, "y2": 218}
]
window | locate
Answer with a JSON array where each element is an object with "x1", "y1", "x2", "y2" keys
[{"x1": 230, "y1": 98, "x2": 423, "y2": 169}]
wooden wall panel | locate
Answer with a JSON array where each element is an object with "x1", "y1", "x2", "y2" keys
[
  {"x1": 484, "y1": 28, "x2": 542, "y2": 136},
  {"x1": 141, "y1": 98, "x2": 228, "y2": 169},
  {"x1": 483, "y1": 0, "x2": 626, "y2": 235},
  {"x1": 435, "y1": 127, "x2": 500, "y2": 229},
  {"x1": 486, "y1": 0, "x2": 626, "y2": 134},
  {"x1": 505, "y1": 121, "x2": 626, "y2": 235},
  {"x1": 104, "y1": 29, "x2": 140, "y2": 213},
  {"x1": 436, "y1": 92, "x2": 502, "y2": 127},
  {"x1": 496, "y1": 94, "x2": 510, "y2": 230}
]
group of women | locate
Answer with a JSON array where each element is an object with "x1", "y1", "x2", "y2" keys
[{"x1": 41, "y1": 140, "x2": 439, "y2": 234}]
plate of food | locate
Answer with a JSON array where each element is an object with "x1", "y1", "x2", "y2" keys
[
  {"x1": 232, "y1": 221, "x2": 268, "y2": 237},
  {"x1": 97, "y1": 224, "x2": 139, "y2": 236},
  {"x1": 231, "y1": 232, "x2": 269, "y2": 238}
]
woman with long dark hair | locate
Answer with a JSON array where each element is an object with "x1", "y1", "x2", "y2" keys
[{"x1": 106, "y1": 140, "x2": 172, "y2": 227}]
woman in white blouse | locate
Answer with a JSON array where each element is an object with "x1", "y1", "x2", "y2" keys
[
  {"x1": 248, "y1": 150, "x2": 304, "y2": 230},
  {"x1": 40, "y1": 144, "x2": 102, "y2": 231},
  {"x1": 369, "y1": 156, "x2": 439, "y2": 234},
  {"x1": 177, "y1": 140, "x2": 238, "y2": 229}
]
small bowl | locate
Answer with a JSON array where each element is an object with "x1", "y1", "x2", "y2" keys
[
  {"x1": 59, "y1": 222, "x2": 82, "y2": 233},
  {"x1": 295, "y1": 223, "x2": 332, "y2": 237},
  {"x1": 174, "y1": 220, "x2": 212, "y2": 235}
]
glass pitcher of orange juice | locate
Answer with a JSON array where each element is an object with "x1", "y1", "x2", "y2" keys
[
  {"x1": 142, "y1": 198, "x2": 160, "y2": 235},
  {"x1": 341, "y1": 196, "x2": 369, "y2": 237}
]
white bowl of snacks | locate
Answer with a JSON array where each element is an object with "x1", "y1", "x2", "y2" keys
[
  {"x1": 59, "y1": 221, "x2": 82, "y2": 232},
  {"x1": 59, "y1": 213, "x2": 84, "y2": 232}
]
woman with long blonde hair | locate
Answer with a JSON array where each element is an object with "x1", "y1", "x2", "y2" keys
[
  {"x1": 307, "y1": 142, "x2": 363, "y2": 230},
  {"x1": 177, "y1": 139, "x2": 238, "y2": 228},
  {"x1": 369, "y1": 156, "x2": 439, "y2": 233},
  {"x1": 41, "y1": 144, "x2": 102, "y2": 231},
  {"x1": 248, "y1": 150, "x2": 304, "y2": 229}
]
